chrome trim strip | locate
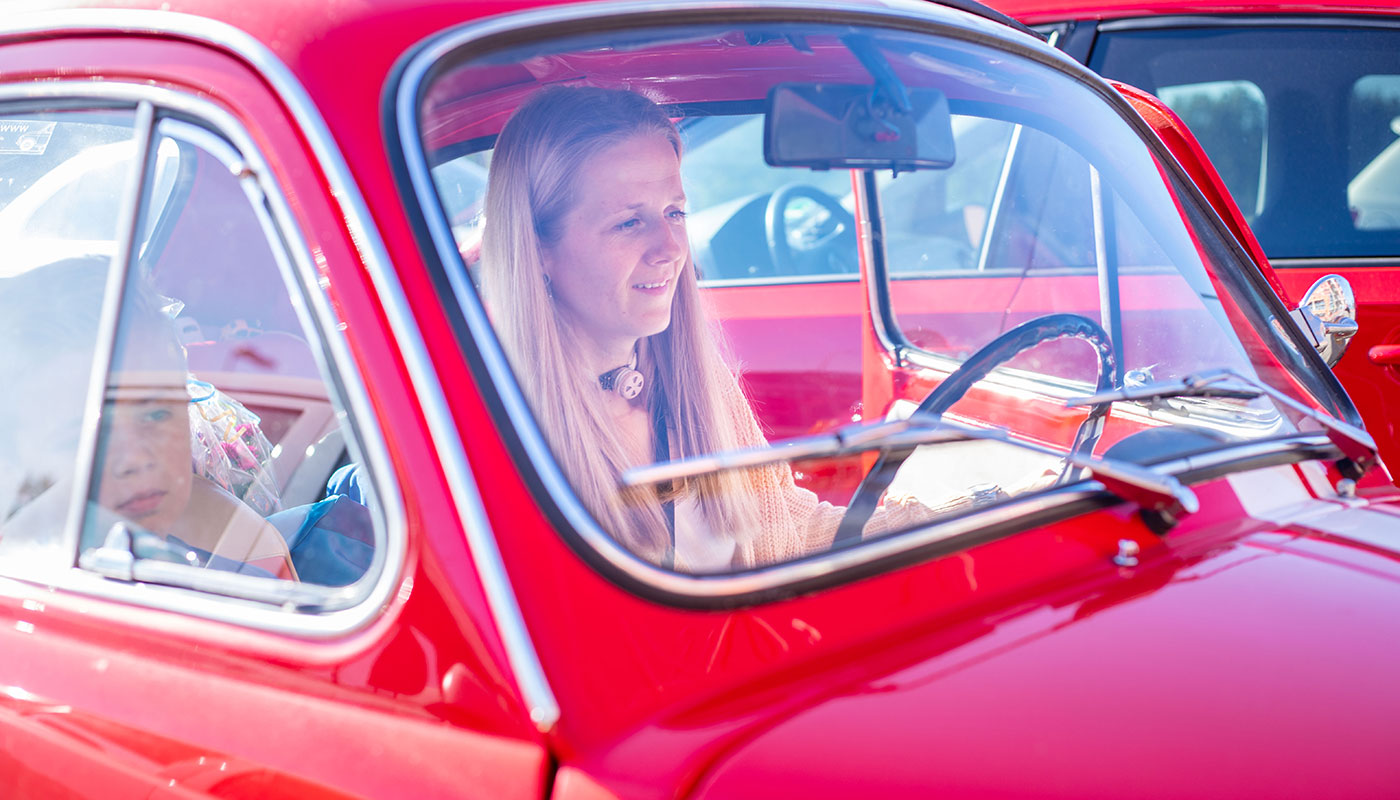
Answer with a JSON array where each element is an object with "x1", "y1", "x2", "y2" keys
[
  {"x1": 1097, "y1": 14, "x2": 1400, "y2": 33},
  {"x1": 1149, "y1": 432, "x2": 1335, "y2": 477},
  {"x1": 0, "y1": 80, "x2": 402, "y2": 636},
  {"x1": 974, "y1": 121, "x2": 1021, "y2": 273},
  {"x1": 854, "y1": 171, "x2": 901, "y2": 357},
  {"x1": 699, "y1": 274, "x2": 860, "y2": 289},
  {"x1": 0, "y1": 9, "x2": 561, "y2": 730},
  {"x1": 62, "y1": 100, "x2": 154, "y2": 570},
  {"x1": 393, "y1": 0, "x2": 1245, "y2": 601},
  {"x1": 1271, "y1": 257, "x2": 1400, "y2": 269}
]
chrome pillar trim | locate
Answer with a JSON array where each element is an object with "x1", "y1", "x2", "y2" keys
[
  {"x1": 61, "y1": 100, "x2": 154, "y2": 571},
  {"x1": 0, "y1": 80, "x2": 402, "y2": 636},
  {"x1": 853, "y1": 171, "x2": 902, "y2": 358},
  {"x1": 0, "y1": 9, "x2": 561, "y2": 730}
]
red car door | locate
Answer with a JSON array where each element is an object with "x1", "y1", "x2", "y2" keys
[{"x1": 0, "y1": 29, "x2": 547, "y2": 799}]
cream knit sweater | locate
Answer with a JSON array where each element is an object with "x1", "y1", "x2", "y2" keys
[{"x1": 680, "y1": 364, "x2": 974, "y2": 572}]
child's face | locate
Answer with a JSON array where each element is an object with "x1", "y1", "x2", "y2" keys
[{"x1": 94, "y1": 373, "x2": 193, "y2": 535}]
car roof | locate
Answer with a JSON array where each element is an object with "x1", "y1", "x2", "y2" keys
[
  {"x1": 9, "y1": 0, "x2": 1035, "y2": 71},
  {"x1": 990, "y1": 0, "x2": 1399, "y2": 25}
]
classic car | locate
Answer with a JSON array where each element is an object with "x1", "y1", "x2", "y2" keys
[
  {"x1": 1, "y1": 0, "x2": 1399, "y2": 797},
  {"x1": 989, "y1": 0, "x2": 1400, "y2": 478}
]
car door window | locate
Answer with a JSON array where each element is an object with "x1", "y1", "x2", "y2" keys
[
  {"x1": 1, "y1": 103, "x2": 385, "y2": 604},
  {"x1": 0, "y1": 109, "x2": 138, "y2": 564},
  {"x1": 1348, "y1": 74, "x2": 1400, "y2": 231},
  {"x1": 1091, "y1": 25, "x2": 1400, "y2": 258},
  {"x1": 1156, "y1": 80, "x2": 1267, "y2": 221}
]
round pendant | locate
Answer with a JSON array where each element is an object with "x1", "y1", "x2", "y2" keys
[{"x1": 615, "y1": 367, "x2": 645, "y2": 400}]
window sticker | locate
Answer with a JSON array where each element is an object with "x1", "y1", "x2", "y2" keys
[{"x1": 0, "y1": 120, "x2": 57, "y2": 155}]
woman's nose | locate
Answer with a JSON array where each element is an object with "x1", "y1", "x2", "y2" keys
[{"x1": 648, "y1": 217, "x2": 687, "y2": 264}]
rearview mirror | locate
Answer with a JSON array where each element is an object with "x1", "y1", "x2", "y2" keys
[{"x1": 764, "y1": 83, "x2": 955, "y2": 172}]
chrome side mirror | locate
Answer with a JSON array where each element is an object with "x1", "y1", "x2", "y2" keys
[{"x1": 1289, "y1": 274, "x2": 1358, "y2": 367}]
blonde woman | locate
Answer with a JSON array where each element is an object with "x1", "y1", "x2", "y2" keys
[{"x1": 480, "y1": 86, "x2": 948, "y2": 572}]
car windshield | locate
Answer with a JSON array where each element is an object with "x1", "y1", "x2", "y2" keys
[{"x1": 412, "y1": 18, "x2": 1349, "y2": 578}]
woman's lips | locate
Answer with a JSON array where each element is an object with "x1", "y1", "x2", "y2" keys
[{"x1": 117, "y1": 490, "x2": 166, "y2": 519}]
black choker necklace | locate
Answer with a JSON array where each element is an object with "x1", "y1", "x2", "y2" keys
[{"x1": 599, "y1": 349, "x2": 644, "y2": 400}]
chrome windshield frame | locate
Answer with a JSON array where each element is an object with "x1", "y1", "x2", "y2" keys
[{"x1": 391, "y1": 0, "x2": 1364, "y2": 608}]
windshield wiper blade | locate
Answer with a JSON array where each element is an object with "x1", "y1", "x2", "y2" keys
[
  {"x1": 1066, "y1": 369, "x2": 1261, "y2": 407},
  {"x1": 621, "y1": 413, "x2": 1197, "y2": 529},
  {"x1": 1066, "y1": 367, "x2": 1379, "y2": 478}
]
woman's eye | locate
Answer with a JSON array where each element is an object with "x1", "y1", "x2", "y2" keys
[
  {"x1": 615, "y1": 218, "x2": 641, "y2": 231},
  {"x1": 668, "y1": 209, "x2": 688, "y2": 220}
]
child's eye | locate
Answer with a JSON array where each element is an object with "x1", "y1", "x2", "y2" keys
[
  {"x1": 667, "y1": 209, "x2": 687, "y2": 220},
  {"x1": 144, "y1": 408, "x2": 174, "y2": 424}
]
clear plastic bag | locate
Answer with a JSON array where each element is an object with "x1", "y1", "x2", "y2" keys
[{"x1": 187, "y1": 377, "x2": 281, "y2": 516}]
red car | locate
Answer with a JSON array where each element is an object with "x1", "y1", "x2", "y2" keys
[
  {"x1": 990, "y1": 0, "x2": 1400, "y2": 476},
  {"x1": 0, "y1": 0, "x2": 1398, "y2": 797}
]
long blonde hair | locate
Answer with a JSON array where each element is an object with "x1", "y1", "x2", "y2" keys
[{"x1": 480, "y1": 86, "x2": 761, "y2": 565}]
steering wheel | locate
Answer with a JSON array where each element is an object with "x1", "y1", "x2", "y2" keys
[
  {"x1": 831, "y1": 313, "x2": 1117, "y2": 547},
  {"x1": 764, "y1": 183, "x2": 858, "y2": 276}
]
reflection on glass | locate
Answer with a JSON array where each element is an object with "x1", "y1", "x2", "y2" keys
[{"x1": 418, "y1": 22, "x2": 1350, "y2": 577}]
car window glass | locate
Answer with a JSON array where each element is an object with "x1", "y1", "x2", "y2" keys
[
  {"x1": 74, "y1": 117, "x2": 380, "y2": 591},
  {"x1": 1157, "y1": 80, "x2": 1267, "y2": 220},
  {"x1": 680, "y1": 114, "x2": 856, "y2": 281},
  {"x1": 886, "y1": 111, "x2": 1234, "y2": 385},
  {"x1": 416, "y1": 22, "x2": 1335, "y2": 580},
  {"x1": 1348, "y1": 74, "x2": 1400, "y2": 231},
  {"x1": 1, "y1": 111, "x2": 389, "y2": 599},
  {"x1": 0, "y1": 109, "x2": 137, "y2": 565},
  {"x1": 1091, "y1": 26, "x2": 1400, "y2": 259},
  {"x1": 877, "y1": 115, "x2": 1015, "y2": 273}
]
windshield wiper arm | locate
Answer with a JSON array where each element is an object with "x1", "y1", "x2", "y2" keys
[
  {"x1": 621, "y1": 413, "x2": 1198, "y2": 530},
  {"x1": 1066, "y1": 367, "x2": 1378, "y2": 478},
  {"x1": 1066, "y1": 369, "x2": 1261, "y2": 406}
]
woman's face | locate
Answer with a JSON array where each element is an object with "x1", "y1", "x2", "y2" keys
[{"x1": 543, "y1": 133, "x2": 688, "y2": 365}]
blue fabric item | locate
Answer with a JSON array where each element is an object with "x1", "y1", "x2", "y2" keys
[
  {"x1": 268, "y1": 495, "x2": 375, "y2": 587},
  {"x1": 325, "y1": 463, "x2": 368, "y2": 506}
]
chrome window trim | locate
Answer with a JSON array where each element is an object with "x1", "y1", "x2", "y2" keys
[
  {"x1": 61, "y1": 101, "x2": 156, "y2": 572},
  {"x1": 392, "y1": 1, "x2": 1211, "y2": 601},
  {"x1": 698, "y1": 274, "x2": 860, "y2": 289},
  {"x1": 1271, "y1": 257, "x2": 1400, "y2": 269},
  {"x1": 0, "y1": 8, "x2": 561, "y2": 732},
  {"x1": 0, "y1": 80, "x2": 400, "y2": 635},
  {"x1": 1096, "y1": 14, "x2": 1400, "y2": 34}
]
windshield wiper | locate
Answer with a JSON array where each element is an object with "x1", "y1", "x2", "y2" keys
[
  {"x1": 621, "y1": 413, "x2": 1198, "y2": 532},
  {"x1": 1065, "y1": 367, "x2": 1378, "y2": 478}
]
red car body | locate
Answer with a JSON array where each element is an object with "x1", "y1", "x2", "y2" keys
[{"x1": 1, "y1": 1, "x2": 1399, "y2": 798}]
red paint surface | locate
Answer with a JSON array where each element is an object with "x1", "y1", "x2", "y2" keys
[{"x1": 5, "y1": 2, "x2": 1400, "y2": 798}]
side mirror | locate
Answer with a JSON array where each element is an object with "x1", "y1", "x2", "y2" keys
[
  {"x1": 1289, "y1": 274, "x2": 1358, "y2": 367},
  {"x1": 764, "y1": 83, "x2": 955, "y2": 172}
]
